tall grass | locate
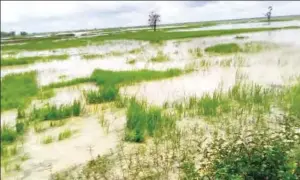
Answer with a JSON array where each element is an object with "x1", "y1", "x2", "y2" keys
[
  {"x1": 150, "y1": 51, "x2": 169, "y2": 62},
  {"x1": 29, "y1": 101, "x2": 82, "y2": 121},
  {"x1": 125, "y1": 98, "x2": 176, "y2": 142},
  {"x1": 85, "y1": 85, "x2": 119, "y2": 104},
  {"x1": 91, "y1": 69, "x2": 182, "y2": 86},
  {"x1": 1, "y1": 54, "x2": 69, "y2": 66},
  {"x1": 188, "y1": 48, "x2": 203, "y2": 58},
  {"x1": 1, "y1": 71, "x2": 38, "y2": 111},
  {"x1": 58, "y1": 129, "x2": 73, "y2": 141}
]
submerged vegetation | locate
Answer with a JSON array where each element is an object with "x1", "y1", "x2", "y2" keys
[
  {"x1": 150, "y1": 50, "x2": 169, "y2": 62},
  {"x1": 1, "y1": 71, "x2": 38, "y2": 111},
  {"x1": 2, "y1": 26, "x2": 298, "y2": 51},
  {"x1": 29, "y1": 101, "x2": 82, "y2": 121},
  {"x1": 1, "y1": 54, "x2": 69, "y2": 66}
]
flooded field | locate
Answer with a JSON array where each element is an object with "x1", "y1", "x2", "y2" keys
[{"x1": 1, "y1": 19, "x2": 300, "y2": 180}]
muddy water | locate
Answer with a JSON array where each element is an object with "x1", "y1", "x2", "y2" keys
[
  {"x1": 13, "y1": 112, "x2": 126, "y2": 180},
  {"x1": 168, "y1": 20, "x2": 300, "y2": 32},
  {"x1": 2, "y1": 29, "x2": 300, "y2": 87}
]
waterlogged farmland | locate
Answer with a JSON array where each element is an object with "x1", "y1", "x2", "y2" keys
[{"x1": 1, "y1": 18, "x2": 300, "y2": 180}]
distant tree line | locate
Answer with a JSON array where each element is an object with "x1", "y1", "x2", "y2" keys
[{"x1": 1, "y1": 31, "x2": 28, "y2": 37}]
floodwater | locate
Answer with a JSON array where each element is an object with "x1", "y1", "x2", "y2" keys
[
  {"x1": 1, "y1": 23, "x2": 300, "y2": 180},
  {"x1": 168, "y1": 20, "x2": 300, "y2": 32}
]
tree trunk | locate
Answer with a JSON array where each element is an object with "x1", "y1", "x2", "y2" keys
[{"x1": 154, "y1": 20, "x2": 157, "y2": 32}]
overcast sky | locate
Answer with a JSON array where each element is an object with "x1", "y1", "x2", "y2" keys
[{"x1": 1, "y1": 1, "x2": 300, "y2": 33}]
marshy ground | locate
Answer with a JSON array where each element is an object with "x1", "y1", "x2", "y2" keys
[{"x1": 1, "y1": 18, "x2": 300, "y2": 180}]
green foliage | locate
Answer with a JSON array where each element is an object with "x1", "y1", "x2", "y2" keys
[
  {"x1": 1, "y1": 71, "x2": 38, "y2": 111},
  {"x1": 58, "y1": 129, "x2": 73, "y2": 141},
  {"x1": 1, "y1": 54, "x2": 69, "y2": 66},
  {"x1": 125, "y1": 98, "x2": 176, "y2": 142},
  {"x1": 85, "y1": 85, "x2": 119, "y2": 104},
  {"x1": 204, "y1": 116, "x2": 300, "y2": 179},
  {"x1": 91, "y1": 69, "x2": 182, "y2": 86},
  {"x1": 150, "y1": 51, "x2": 169, "y2": 62},
  {"x1": 29, "y1": 101, "x2": 82, "y2": 121},
  {"x1": 1, "y1": 125, "x2": 18, "y2": 143},
  {"x1": 282, "y1": 81, "x2": 300, "y2": 118},
  {"x1": 42, "y1": 135, "x2": 54, "y2": 144},
  {"x1": 188, "y1": 48, "x2": 203, "y2": 58}
]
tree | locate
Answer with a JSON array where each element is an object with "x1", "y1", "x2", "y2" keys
[
  {"x1": 148, "y1": 11, "x2": 160, "y2": 32},
  {"x1": 265, "y1": 6, "x2": 273, "y2": 24},
  {"x1": 20, "y1": 31, "x2": 28, "y2": 36}
]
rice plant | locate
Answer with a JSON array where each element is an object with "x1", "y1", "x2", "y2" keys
[
  {"x1": 150, "y1": 50, "x2": 169, "y2": 62},
  {"x1": 85, "y1": 85, "x2": 119, "y2": 104},
  {"x1": 29, "y1": 101, "x2": 82, "y2": 121},
  {"x1": 188, "y1": 47, "x2": 203, "y2": 58},
  {"x1": 58, "y1": 129, "x2": 74, "y2": 141},
  {"x1": 125, "y1": 98, "x2": 176, "y2": 142},
  {"x1": 42, "y1": 135, "x2": 55, "y2": 144}
]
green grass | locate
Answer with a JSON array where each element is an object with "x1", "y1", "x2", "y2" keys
[
  {"x1": 1, "y1": 54, "x2": 69, "y2": 66},
  {"x1": 43, "y1": 77, "x2": 91, "y2": 89},
  {"x1": 150, "y1": 51, "x2": 169, "y2": 62},
  {"x1": 205, "y1": 43, "x2": 242, "y2": 54},
  {"x1": 81, "y1": 54, "x2": 105, "y2": 60},
  {"x1": 85, "y1": 85, "x2": 119, "y2": 104},
  {"x1": 29, "y1": 101, "x2": 82, "y2": 121},
  {"x1": 91, "y1": 69, "x2": 182, "y2": 86},
  {"x1": 58, "y1": 129, "x2": 73, "y2": 141},
  {"x1": 41, "y1": 135, "x2": 55, "y2": 144},
  {"x1": 235, "y1": 35, "x2": 249, "y2": 39},
  {"x1": 125, "y1": 98, "x2": 176, "y2": 142},
  {"x1": 126, "y1": 58, "x2": 136, "y2": 64},
  {"x1": 282, "y1": 81, "x2": 300, "y2": 118},
  {"x1": 188, "y1": 48, "x2": 203, "y2": 58},
  {"x1": 2, "y1": 26, "x2": 298, "y2": 51},
  {"x1": 36, "y1": 89, "x2": 55, "y2": 100},
  {"x1": 173, "y1": 82, "x2": 274, "y2": 118},
  {"x1": 1, "y1": 125, "x2": 18, "y2": 144},
  {"x1": 1, "y1": 71, "x2": 39, "y2": 111},
  {"x1": 128, "y1": 48, "x2": 144, "y2": 54}
]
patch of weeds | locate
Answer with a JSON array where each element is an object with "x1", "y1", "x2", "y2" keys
[
  {"x1": 1, "y1": 124, "x2": 18, "y2": 144},
  {"x1": 150, "y1": 50, "x2": 169, "y2": 62},
  {"x1": 81, "y1": 54, "x2": 105, "y2": 60},
  {"x1": 108, "y1": 51, "x2": 123, "y2": 56},
  {"x1": 205, "y1": 43, "x2": 242, "y2": 54},
  {"x1": 219, "y1": 58, "x2": 233, "y2": 67},
  {"x1": 85, "y1": 85, "x2": 119, "y2": 104},
  {"x1": 128, "y1": 48, "x2": 143, "y2": 54},
  {"x1": 1, "y1": 71, "x2": 38, "y2": 111},
  {"x1": 49, "y1": 120, "x2": 66, "y2": 127},
  {"x1": 126, "y1": 58, "x2": 136, "y2": 64},
  {"x1": 42, "y1": 135, "x2": 55, "y2": 144},
  {"x1": 235, "y1": 35, "x2": 249, "y2": 39},
  {"x1": 1, "y1": 144, "x2": 19, "y2": 159},
  {"x1": 281, "y1": 81, "x2": 300, "y2": 118},
  {"x1": 1, "y1": 54, "x2": 69, "y2": 66},
  {"x1": 125, "y1": 98, "x2": 176, "y2": 142},
  {"x1": 241, "y1": 41, "x2": 275, "y2": 53},
  {"x1": 58, "y1": 129, "x2": 74, "y2": 141},
  {"x1": 199, "y1": 59, "x2": 212, "y2": 68},
  {"x1": 36, "y1": 89, "x2": 55, "y2": 100},
  {"x1": 33, "y1": 123, "x2": 49, "y2": 133},
  {"x1": 188, "y1": 48, "x2": 203, "y2": 58},
  {"x1": 29, "y1": 101, "x2": 82, "y2": 121},
  {"x1": 91, "y1": 69, "x2": 182, "y2": 86}
]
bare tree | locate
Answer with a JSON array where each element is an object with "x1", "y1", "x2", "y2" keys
[
  {"x1": 265, "y1": 6, "x2": 273, "y2": 24},
  {"x1": 148, "y1": 11, "x2": 160, "y2": 32}
]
